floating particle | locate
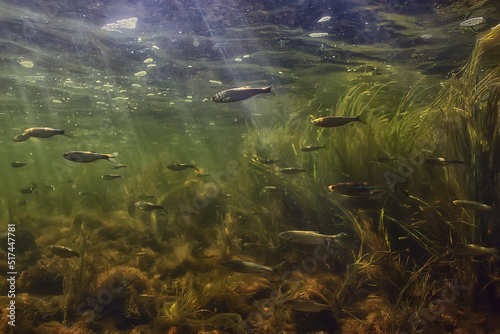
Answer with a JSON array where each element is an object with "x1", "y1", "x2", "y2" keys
[
  {"x1": 309, "y1": 32, "x2": 328, "y2": 38},
  {"x1": 209, "y1": 80, "x2": 222, "y2": 85},
  {"x1": 134, "y1": 70, "x2": 147, "y2": 77},
  {"x1": 132, "y1": 84, "x2": 142, "y2": 88},
  {"x1": 143, "y1": 58, "x2": 154, "y2": 63},
  {"x1": 317, "y1": 16, "x2": 332, "y2": 23},
  {"x1": 146, "y1": 64, "x2": 156, "y2": 67},
  {"x1": 52, "y1": 99, "x2": 62, "y2": 103},
  {"x1": 460, "y1": 17, "x2": 484, "y2": 27},
  {"x1": 420, "y1": 34, "x2": 433, "y2": 39},
  {"x1": 152, "y1": 45, "x2": 160, "y2": 50},
  {"x1": 234, "y1": 58, "x2": 243, "y2": 62}
]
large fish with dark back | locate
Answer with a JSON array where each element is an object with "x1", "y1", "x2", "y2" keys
[
  {"x1": 13, "y1": 127, "x2": 69, "y2": 142},
  {"x1": 211, "y1": 85, "x2": 272, "y2": 103},
  {"x1": 63, "y1": 151, "x2": 119, "y2": 165}
]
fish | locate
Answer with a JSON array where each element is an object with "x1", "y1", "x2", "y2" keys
[
  {"x1": 448, "y1": 244, "x2": 499, "y2": 258},
  {"x1": 374, "y1": 157, "x2": 399, "y2": 163},
  {"x1": 11, "y1": 161, "x2": 26, "y2": 168},
  {"x1": 460, "y1": 17, "x2": 484, "y2": 27},
  {"x1": 102, "y1": 174, "x2": 122, "y2": 181},
  {"x1": 453, "y1": 200, "x2": 492, "y2": 211},
  {"x1": 167, "y1": 163, "x2": 199, "y2": 171},
  {"x1": 20, "y1": 183, "x2": 38, "y2": 194},
  {"x1": 328, "y1": 182, "x2": 388, "y2": 197},
  {"x1": 13, "y1": 127, "x2": 67, "y2": 142},
  {"x1": 425, "y1": 158, "x2": 465, "y2": 166},
  {"x1": 264, "y1": 186, "x2": 287, "y2": 193},
  {"x1": 220, "y1": 260, "x2": 276, "y2": 274},
  {"x1": 243, "y1": 243, "x2": 276, "y2": 252},
  {"x1": 279, "y1": 230, "x2": 346, "y2": 245},
  {"x1": 300, "y1": 144, "x2": 326, "y2": 152},
  {"x1": 256, "y1": 158, "x2": 280, "y2": 165},
  {"x1": 49, "y1": 245, "x2": 80, "y2": 258},
  {"x1": 279, "y1": 168, "x2": 306, "y2": 174},
  {"x1": 211, "y1": 85, "x2": 272, "y2": 103},
  {"x1": 111, "y1": 163, "x2": 127, "y2": 169},
  {"x1": 63, "y1": 151, "x2": 119, "y2": 165},
  {"x1": 317, "y1": 16, "x2": 332, "y2": 23},
  {"x1": 45, "y1": 185, "x2": 55, "y2": 190},
  {"x1": 138, "y1": 194, "x2": 156, "y2": 200},
  {"x1": 311, "y1": 115, "x2": 366, "y2": 127},
  {"x1": 284, "y1": 300, "x2": 331, "y2": 312},
  {"x1": 135, "y1": 201, "x2": 167, "y2": 212}
]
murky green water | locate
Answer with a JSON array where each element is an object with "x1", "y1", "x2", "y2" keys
[{"x1": 1, "y1": 0, "x2": 500, "y2": 333}]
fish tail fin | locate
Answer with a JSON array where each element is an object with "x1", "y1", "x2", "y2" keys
[
  {"x1": 267, "y1": 84, "x2": 280, "y2": 97},
  {"x1": 356, "y1": 114, "x2": 367, "y2": 125},
  {"x1": 357, "y1": 105, "x2": 370, "y2": 125},
  {"x1": 107, "y1": 152, "x2": 120, "y2": 167},
  {"x1": 63, "y1": 131, "x2": 75, "y2": 139},
  {"x1": 334, "y1": 232, "x2": 346, "y2": 239},
  {"x1": 108, "y1": 158, "x2": 119, "y2": 167},
  {"x1": 492, "y1": 248, "x2": 500, "y2": 259}
]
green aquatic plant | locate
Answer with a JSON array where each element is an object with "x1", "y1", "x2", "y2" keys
[{"x1": 156, "y1": 271, "x2": 251, "y2": 331}]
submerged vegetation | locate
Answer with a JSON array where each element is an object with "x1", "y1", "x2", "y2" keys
[{"x1": 2, "y1": 1, "x2": 500, "y2": 334}]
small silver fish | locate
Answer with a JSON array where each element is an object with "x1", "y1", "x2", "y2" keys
[
  {"x1": 448, "y1": 244, "x2": 499, "y2": 258},
  {"x1": 211, "y1": 85, "x2": 272, "y2": 103},
  {"x1": 63, "y1": 151, "x2": 119, "y2": 165},
  {"x1": 317, "y1": 16, "x2": 332, "y2": 23},
  {"x1": 167, "y1": 163, "x2": 199, "y2": 171},
  {"x1": 460, "y1": 17, "x2": 484, "y2": 27},
  {"x1": 13, "y1": 127, "x2": 67, "y2": 142},
  {"x1": 135, "y1": 201, "x2": 166, "y2": 212},
  {"x1": 102, "y1": 174, "x2": 122, "y2": 181},
  {"x1": 328, "y1": 182, "x2": 389, "y2": 197},
  {"x1": 138, "y1": 194, "x2": 156, "y2": 200},
  {"x1": 301, "y1": 144, "x2": 326, "y2": 152},
  {"x1": 264, "y1": 186, "x2": 287, "y2": 193},
  {"x1": 49, "y1": 245, "x2": 80, "y2": 258},
  {"x1": 256, "y1": 158, "x2": 280, "y2": 165},
  {"x1": 284, "y1": 300, "x2": 331, "y2": 312},
  {"x1": 243, "y1": 243, "x2": 276, "y2": 252},
  {"x1": 311, "y1": 116, "x2": 366, "y2": 127},
  {"x1": 11, "y1": 161, "x2": 26, "y2": 168},
  {"x1": 20, "y1": 183, "x2": 38, "y2": 194},
  {"x1": 279, "y1": 168, "x2": 306, "y2": 174},
  {"x1": 111, "y1": 163, "x2": 127, "y2": 169},
  {"x1": 220, "y1": 260, "x2": 276, "y2": 274},
  {"x1": 453, "y1": 200, "x2": 492, "y2": 211},
  {"x1": 279, "y1": 230, "x2": 345, "y2": 245},
  {"x1": 425, "y1": 158, "x2": 465, "y2": 166}
]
